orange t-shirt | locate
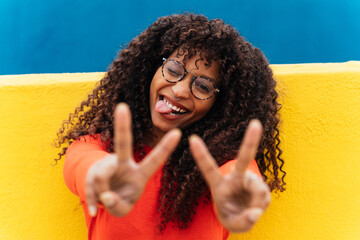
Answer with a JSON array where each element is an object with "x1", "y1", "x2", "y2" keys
[{"x1": 63, "y1": 135, "x2": 261, "y2": 240}]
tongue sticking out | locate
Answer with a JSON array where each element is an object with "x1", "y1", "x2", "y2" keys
[{"x1": 155, "y1": 100, "x2": 172, "y2": 113}]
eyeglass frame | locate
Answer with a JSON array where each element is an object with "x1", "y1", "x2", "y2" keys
[{"x1": 161, "y1": 58, "x2": 220, "y2": 100}]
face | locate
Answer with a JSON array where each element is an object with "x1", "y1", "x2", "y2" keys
[{"x1": 149, "y1": 51, "x2": 219, "y2": 138}]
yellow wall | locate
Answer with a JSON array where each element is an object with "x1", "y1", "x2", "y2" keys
[{"x1": 0, "y1": 62, "x2": 359, "y2": 239}]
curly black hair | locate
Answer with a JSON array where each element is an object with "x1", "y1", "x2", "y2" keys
[{"x1": 55, "y1": 13, "x2": 286, "y2": 231}]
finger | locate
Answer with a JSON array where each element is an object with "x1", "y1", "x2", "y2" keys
[
  {"x1": 99, "y1": 191, "x2": 132, "y2": 217},
  {"x1": 235, "y1": 119, "x2": 263, "y2": 174},
  {"x1": 139, "y1": 129, "x2": 181, "y2": 179},
  {"x1": 89, "y1": 155, "x2": 117, "y2": 205},
  {"x1": 244, "y1": 171, "x2": 271, "y2": 209},
  {"x1": 226, "y1": 207, "x2": 264, "y2": 232},
  {"x1": 85, "y1": 183, "x2": 98, "y2": 217},
  {"x1": 86, "y1": 161, "x2": 108, "y2": 217},
  {"x1": 189, "y1": 135, "x2": 223, "y2": 189},
  {"x1": 114, "y1": 103, "x2": 133, "y2": 164}
]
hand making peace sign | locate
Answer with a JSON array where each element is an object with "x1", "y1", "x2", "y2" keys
[
  {"x1": 86, "y1": 103, "x2": 181, "y2": 217},
  {"x1": 189, "y1": 120, "x2": 271, "y2": 232}
]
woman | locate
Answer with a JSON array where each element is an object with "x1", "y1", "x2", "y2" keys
[{"x1": 56, "y1": 13, "x2": 286, "y2": 239}]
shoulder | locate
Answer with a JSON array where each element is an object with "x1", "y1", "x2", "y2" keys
[
  {"x1": 219, "y1": 159, "x2": 261, "y2": 177},
  {"x1": 67, "y1": 134, "x2": 110, "y2": 153}
]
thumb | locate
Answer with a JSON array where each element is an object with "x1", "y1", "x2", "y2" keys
[{"x1": 99, "y1": 191, "x2": 132, "y2": 217}]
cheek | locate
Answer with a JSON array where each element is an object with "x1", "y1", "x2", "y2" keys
[
  {"x1": 150, "y1": 69, "x2": 165, "y2": 92},
  {"x1": 193, "y1": 99, "x2": 216, "y2": 120},
  {"x1": 149, "y1": 81, "x2": 155, "y2": 100},
  {"x1": 149, "y1": 72, "x2": 161, "y2": 101}
]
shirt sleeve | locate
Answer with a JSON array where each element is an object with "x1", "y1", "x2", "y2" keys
[
  {"x1": 219, "y1": 159, "x2": 261, "y2": 177},
  {"x1": 63, "y1": 135, "x2": 110, "y2": 202}
]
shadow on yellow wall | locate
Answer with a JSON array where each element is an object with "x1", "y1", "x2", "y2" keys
[{"x1": 0, "y1": 62, "x2": 359, "y2": 240}]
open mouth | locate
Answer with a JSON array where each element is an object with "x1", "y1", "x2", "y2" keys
[{"x1": 157, "y1": 95, "x2": 188, "y2": 116}]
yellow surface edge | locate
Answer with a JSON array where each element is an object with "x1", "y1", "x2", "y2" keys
[
  {"x1": 0, "y1": 72, "x2": 105, "y2": 86},
  {"x1": 0, "y1": 62, "x2": 359, "y2": 240}
]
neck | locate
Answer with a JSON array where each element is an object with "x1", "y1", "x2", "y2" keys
[{"x1": 145, "y1": 127, "x2": 166, "y2": 148}]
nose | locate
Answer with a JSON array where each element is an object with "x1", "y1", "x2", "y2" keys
[{"x1": 171, "y1": 75, "x2": 192, "y2": 99}]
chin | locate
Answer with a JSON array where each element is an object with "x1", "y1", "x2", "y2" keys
[{"x1": 151, "y1": 115, "x2": 175, "y2": 135}]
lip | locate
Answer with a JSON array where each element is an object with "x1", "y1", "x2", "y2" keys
[
  {"x1": 161, "y1": 94, "x2": 191, "y2": 112},
  {"x1": 160, "y1": 112, "x2": 188, "y2": 120}
]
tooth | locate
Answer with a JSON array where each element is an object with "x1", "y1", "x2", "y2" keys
[{"x1": 164, "y1": 97, "x2": 187, "y2": 113}]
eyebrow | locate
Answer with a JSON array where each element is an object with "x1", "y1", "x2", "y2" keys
[
  {"x1": 197, "y1": 73, "x2": 218, "y2": 86},
  {"x1": 191, "y1": 70, "x2": 219, "y2": 87},
  {"x1": 185, "y1": 65, "x2": 219, "y2": 86},
  {"x1": 170, "y1": 58, "x2": 219, "y2": 87}
]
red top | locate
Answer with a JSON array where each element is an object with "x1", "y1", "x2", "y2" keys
[{"x1": 64, "y1": 135, "x2": 261, "y2": 240}]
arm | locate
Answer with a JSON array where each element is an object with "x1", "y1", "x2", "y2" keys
[{"x1": 63, "y1": 135, "x2": 110, "y2": 201}]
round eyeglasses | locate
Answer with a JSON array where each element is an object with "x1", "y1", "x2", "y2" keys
[{"x1": 161, "y1": 58, "x2": 220, "y2": 100}]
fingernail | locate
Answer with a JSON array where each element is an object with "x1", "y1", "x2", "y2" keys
[
  {"x1": 189, "y1": 134, "x2": 199, "y2": 142},
  {"x1": 172, "y1": 128, "x2": 182, "y2": 136},
  {"x1": 248, "y1": 208, "x2": 263, "y2": 222},
  {"x1": 100, "y1": 192, "x2": 115, "y2": 207},
  {"x1": 88, "y1": 205, "x2": 97, "y2": 216},
  {"x1": 117, "y1": 102, "x2": 127, "y2": 110},
  {"x1": 250, "y1": 119, "x2": 261, "y2": 128}
]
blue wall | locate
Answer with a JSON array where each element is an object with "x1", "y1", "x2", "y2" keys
[{"x1": 1, "y1": 0, "x2": 359, "y2": 75}]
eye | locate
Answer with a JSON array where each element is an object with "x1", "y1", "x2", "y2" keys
[
  {"x1": 166, "y1": 66, "x2": 182, "y2": 77},
  {"x1": 194, "y1": 79, "x2": 212, "y2": 93},
  {"x1": 165, "y1": 61, "x2": 183, "y2": 77}
]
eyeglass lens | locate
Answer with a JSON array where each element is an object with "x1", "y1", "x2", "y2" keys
[{"x1": 162, "y1": 60, "x2": 216, "y2": 100}]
